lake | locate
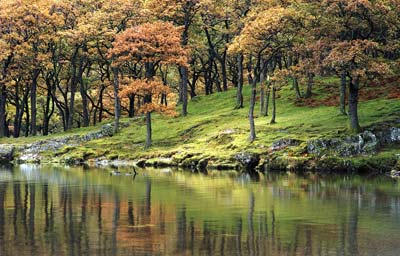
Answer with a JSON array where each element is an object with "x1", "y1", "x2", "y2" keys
[{"x1": 0, "y1": 164, "x2": 399, "y2": 255}]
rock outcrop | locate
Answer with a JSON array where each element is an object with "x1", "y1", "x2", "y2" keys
[
  {"x1": 307, "y1": 127, "x2": 400, "y2": 157},
  {"x1": 235, "y1": 152, "x2": 260, "y2": 171},
  {"x1": 8, "y1": 122, "x2": 129, "y2": 163},
  {"x1": 0, "y1": 145, "x2": 14, "y2": 163},
  {"x1": 270, "y1": 138, "x2": 301, "y2": 151}
]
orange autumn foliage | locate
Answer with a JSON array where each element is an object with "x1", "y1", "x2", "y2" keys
[
  {"x1": 109, "y1": 21, "x2": 189, "y2": 67},
  {"x1": 119, "y1": 78, "x2": 177, "y2": 116}
]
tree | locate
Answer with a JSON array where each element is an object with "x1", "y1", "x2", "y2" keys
[
  {"x1": 120, "y1": 78, "x2": 176, "y2": 147},
  {"x1": 146, "y1": 0, "x2": 200, "y2": 117},
  {"x1": 229, "y1": 5, "x2": 300, "y2": 142},
  {"x1": 81, "y1": 0, "x2": 144, "y2": 132},
  {"x1": 324, "y1": 40, "x2": 391, "y2": 132},
  {"x1": 0, "y1": 0, "x2": 54, "y2": 137},
  {"x1": 109, "y1": 21, "x2": 188, "y2": 148},
  {"x1": 316, "y1": 0, "x2": 397, "y2": 132}
]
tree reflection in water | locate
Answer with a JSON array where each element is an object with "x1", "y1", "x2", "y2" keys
[{"x1": 0, "y1": 165, "x2": 398, "y2": 255}]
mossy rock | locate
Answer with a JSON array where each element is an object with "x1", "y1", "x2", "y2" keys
[
  {"x1": 197, "y1": 157, "x2": 209, "y2": 171},
  {"x1": 179, "y1": 155, "x2": 204, "y2": 169},
  {"x1": 350, "y1": 155, "x2": 397, "y2": 174},
  {"x1": 207, "y1": 159, "x2": 238, "y2": 170},
  {"x1": 171, "y1": 152, "x2": 194, "y2": 164},
  {"x1": 145, "y1": 157, "x2": 176, "y2": 167},
  {"x1": 54, "y1": 146, "x2": 74, "y2": 156},
  {"x1": 311, "y1": 157, "x2": 355, "y2": 173},
  {"x1": 135, "y1": 159, "x2": 147, "y2": 168},
  {"x1": 286, "y1": 157, "x2": 309, "y2": 172},
  {"x1": 62, "y1": 156, "x2": 84, "y2": 165},
  {"x1": 214, "y1": 134, "x2": 234, "y2": 145},
  {"x1": 263, "y1": 155, "x2": 346, "y2": 173},
  {"x1": 107, "y1": 153, "x2": 119, "y2": 160},
  {"x1": 263, "y1": 156, "x2": 289, "y2": 171},
  {"x1": 234, "y1": 152, "x2": 260, "y2": 172}
]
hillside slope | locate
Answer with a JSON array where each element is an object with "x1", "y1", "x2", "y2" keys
[{"x1": 2, "y1": 79, "x2": 400, "y2": 173}]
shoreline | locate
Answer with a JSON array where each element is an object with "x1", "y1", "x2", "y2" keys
[{"x1": 1, "y1": 122, "x2": 399, "y2": 177}]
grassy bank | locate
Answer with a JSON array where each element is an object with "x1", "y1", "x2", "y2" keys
[{"x1": 2, "y1": 78, "x2": 400, "y2": 169}]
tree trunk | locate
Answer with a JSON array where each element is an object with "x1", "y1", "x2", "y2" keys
[
  {"x1": 264, "y1": 85, "x2": 270, "y2": 116},
  {"x1": 205, "y1": 56, "x2": 214, "y2": 95},
  {"x1": 144, "y1": 62, "x2": 156, "y2": 148},
  {"x1": 54, "y1": 78, "x2": 69, "y2": 131},
  {"x1": 247, "y1": 57, "x2": 253, "y2": 85},
  {"x1": 43, "y1": 79, "x2": 54, "y2": 136},
  {"x1": 340, "y1": 72, "x2": 347, "y2": 115},
  {"x1": 204, "y1": 27, "x2": 227, "y2": 92},
  {"x1": 30, "y1": 69, "x2": 40, "y2": 136},
  {"x1": 260, "y1": 85, "x2": 265, "y2": 116},
  {"x1": 213, "y1": 60, "x2": 222, "y2": 93},
  {"x1": 249, "y1": 77, "x2": 257, "y2": 142},
  {"x1": 204, "y1": 67, "x2": 210, "y2": 95},
  {"x1": 0, "y1": 57, "x2": 12, "y2": 138},
  {"x1": 178, "y1": 76, "x2": 184, "y2": 104},
  {"x1": 161, "y1": 93, "x2": 168, "y2": 106},
  {"x1": 293, "y1": 77, "x2": 301, "y2": 99},
  {"x1": 55, "y1": 92, "x2": 68, "y2": 132},
  {"x1": 348, "y1": 76, "x2": 361, "y2": 133},
  {"x1": 112, "y1": 67, "x2": 120, "y2": 134},
  {"x1": 236, "y1": 54, "x2": 244, "y2": 109},
  {"x1": 249, "y1": 56, "x2": 260, "y2": 142},
  {"x1": 67, "y1": 48, "x2": 79, "y2": 130},
  {"x1": 24, "y1": 98, "x2": 30, "y2": 137},
  {"x1": 180, "y1": 17, "x2": 190, "y2": 116},
  {"x1": 20, "y1": 89, "x2": 29, "y2": 137},
  {"x1": 221, "y1": 51, "x2": 228, "y2": 91},
  {"x1": 43, "y1": 79, "x2": 50, "y2": 136},
  {"x1": 67, "y1": 78, "x2": 76, "y2": 129},
  {"x1": 128, "y1": 94, "x2": 135, "y2": 118},
  {"x1": 13, "y1": 83, "x2": 21, "y2": 138},
  {"x1": 80, "y1": 85, "x2": 89, "y2": 127},
  {"x1": 79, "y1": 58, "x2": 89, "y2": 127},
  {"x1": 145, "y1": 111, "x2": 152, "y2": 149},
  {"x1": 189, "y1": 73, "x2": 197, "y2": 99},
  {"x1": 259, "y1": 62, "x2": 267, "y2": 115},
  {"x1": 180, "y1": 66, "x2": 188, "y2": 116},
  {"x1": 0, "y1": 84, "x2": 7, "y2": 138},
  {"x1": 305, "y1": 73, "x2": 314, "y2": 99},
  {"x1": 98, "y1": 84, "x2": 105, "y2": 124},
  {"x1": 270, "y1": 85, "x2": 277, "y2": 124}
]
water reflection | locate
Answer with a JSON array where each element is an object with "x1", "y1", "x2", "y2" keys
[{"x1": 0, "y1": 165, "x2": 399, "y2": 255}]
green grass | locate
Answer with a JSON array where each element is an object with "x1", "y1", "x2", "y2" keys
[
  {"x1": 77, "y1": 82, "x2": 400, "y2": 161},
  {"x1": 2, "y1": 79, "x2": 400, "y2": 162}
]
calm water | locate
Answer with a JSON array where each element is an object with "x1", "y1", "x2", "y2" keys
[{"x1": 0, "y1": 165, "x2": 399, "y2": 256}]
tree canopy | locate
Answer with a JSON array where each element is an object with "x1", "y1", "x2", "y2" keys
[{"x1": 1, "y1": 0, "x2": 399, "y2": 147}]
